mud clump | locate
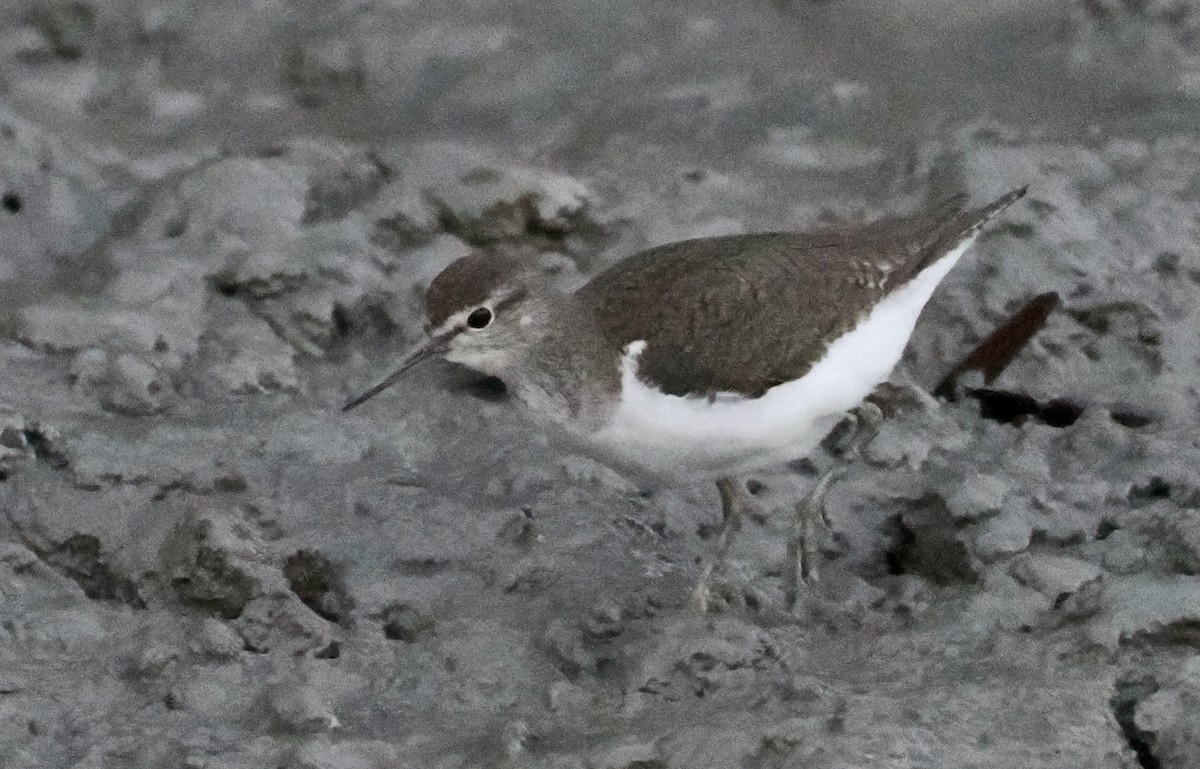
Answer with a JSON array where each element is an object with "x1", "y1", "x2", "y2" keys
[
  {"x1": 283, "y1": 549, "x2": 355, "y2": 624},
  {"x1": 41, "y1": 533, "x2": 143, "y2": 607},
  {"x1": 164, "y1": 514, "x2": 264, "y2": 620}
]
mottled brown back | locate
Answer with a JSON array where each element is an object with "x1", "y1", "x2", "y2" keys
[{"x1": 575, "y1": 188, "x2": 1026, "y2": 397}]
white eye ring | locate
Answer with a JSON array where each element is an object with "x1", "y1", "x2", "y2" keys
[{"x1": 466, "y1": 307, "x2": 493, "y2": 329}]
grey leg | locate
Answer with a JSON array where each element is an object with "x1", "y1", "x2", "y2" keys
[
  {"x1": 690, "y1": 477, "x2": 751, "y2": 612},
  {"x1": 781, "y1": 401, "x2": 883, "y2": 609},
  {"x1": 785, "y1": 469, "x2": 840, "y2": 610},
  {"x1": 830, "y1": 401, "x2": 885, "y2": 459}
]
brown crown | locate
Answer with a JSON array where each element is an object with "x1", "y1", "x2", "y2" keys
[{"x1": 424, "y1": 252, "x2": 525, "y2": 327}]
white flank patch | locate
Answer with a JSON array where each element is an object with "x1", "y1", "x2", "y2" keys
[{"x1": 581, "y1": 235, "x2": 977, "y2": 485}]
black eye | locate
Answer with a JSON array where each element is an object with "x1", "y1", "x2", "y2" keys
[{"x1": 466, "y1": 307, "x2": 492, "y2": 329}]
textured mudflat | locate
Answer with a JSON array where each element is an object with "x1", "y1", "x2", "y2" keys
[{"x1": 2, "y1": 1, "x2": 1199, "y2": 767}]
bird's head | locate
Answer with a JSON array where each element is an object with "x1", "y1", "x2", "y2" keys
[{"x1": 343, "y1": 252, "x2": 551, "y2": 411}]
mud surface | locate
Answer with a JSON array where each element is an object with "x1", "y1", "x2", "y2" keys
[{"x1": 2, "y1": 1, "x2": 1200, "y2": 767}]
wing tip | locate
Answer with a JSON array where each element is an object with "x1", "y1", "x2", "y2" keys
[
  {"x1": 941, "y1": 185, "x2": 1028, "y2": 247},
  {"x1": 973, "y1": 185, "x2": 1028, "y2": 227}
]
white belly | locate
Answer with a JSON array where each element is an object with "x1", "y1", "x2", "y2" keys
[{"x1": 572, "y1": 237, "x2": 974, "y2": 486}]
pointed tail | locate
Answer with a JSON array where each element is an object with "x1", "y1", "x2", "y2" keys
[
  {"x1": 909, "y1": 186, "x2": 1028, "y2": 276},
  {"x1": 958, "y1": 186, "x2": 1028, "y2": 239}
]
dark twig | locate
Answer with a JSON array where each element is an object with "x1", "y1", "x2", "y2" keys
[{"x1": 933, "y1": 291, "x2": 1060, "y2": 400}]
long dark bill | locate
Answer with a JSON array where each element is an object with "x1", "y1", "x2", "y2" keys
[{"x1": 342, "y1": 334, "x2": 450, "y2": 411}]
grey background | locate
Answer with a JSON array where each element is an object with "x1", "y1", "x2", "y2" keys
[{"x1": 1, "y1": 1, "x2": 1199, "y2": 767}]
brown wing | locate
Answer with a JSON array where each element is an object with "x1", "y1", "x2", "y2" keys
[{"x1": 575, "y1": 189, "x2": 1025, "y2": 398}]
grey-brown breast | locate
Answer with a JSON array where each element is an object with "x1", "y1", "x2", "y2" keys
[{"x1": 575, "y1": 189, "x2": 1025, "y2": 398}]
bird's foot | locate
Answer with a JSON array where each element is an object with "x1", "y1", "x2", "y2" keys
[
  {"x1": 785, "y1": 469, "x2": 841, "y2": 610},
  {"x1": 830, "y1": 401, "x2": 885, "y2": 460},
  {"x1": 690, "y1": 477, "x2": 757, "y2": 612},
  {"x1": 689, "y1": 564, "x2": 717, "y2": 613}
]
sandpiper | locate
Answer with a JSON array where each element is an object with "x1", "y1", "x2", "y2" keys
[{"x1": 344, "y1": 186, "x2": 1028, "y2": 609}]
